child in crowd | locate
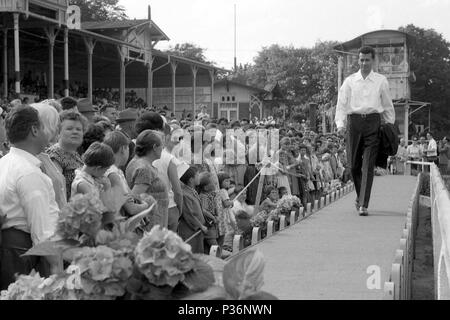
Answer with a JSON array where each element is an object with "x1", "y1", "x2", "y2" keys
[
  {"x1": 232, "y1": 188, "x2": 255, "y2": 217},
  {"x1": 71, "y1": 142, "x2": 115, "y2": 211},
  {"x1": 198, "y1": 172, "x2": 219, "y2": 254},
  {"x1": 274, "y1": 137, "x2": 295, "y2": 195},
  {"x1": 260, "y1": 186, "x2": 279, "y2": 213},
  {"x1": 222, "y1": 210, "x2": 253, "y2": 255},
  {"x1": 216, "y1": 172, "x2": 236, "y2": 246},
  {"x1": 179, "y1": 166, "x2": 208, "y2": 254},
  {"x1": 279, "y1": 186, "x2": 289, "y2": 199},
  {"x1": 103, "y1": 131, "x2": 151, "y2": 217}
]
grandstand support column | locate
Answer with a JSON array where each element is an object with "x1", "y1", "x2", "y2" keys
[
  {"x1": 3, "y1": 28, "x2": 7, "y2": 99},
  {"x1": 170, "y1": 61, "x2": 177, "y2": 114},
  {"x1": 146, "y1": 57, "x2": 154, "y2": 109},
  {"x1": 191, "y1": 65, "x2": 198, "y2": 116},
  {"x1": 117, "y1": 45, "x2": 126, "y2": 110},
  {"x1": 209, "y1": 69, "x2": 215, "y2": 117},
  {"x1": 84, "y1": 37, "x2": 96, "y2": 103},
  {"x1": 404, "y1": 103, "x2": 409, "y2": 143},
  {"x1": 44, "y1": 26, "x2": 57, "y2": 99},
  {"x1": 13, "y1": 13, "x2": 20, "y2": 94},
  {"x1": 63, "y1": 27, "x2": 69, "y2": 97}
]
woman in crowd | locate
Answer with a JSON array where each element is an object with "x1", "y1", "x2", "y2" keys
[
  {"x1": 47, "y1": 110, "x2": 84, "y2": 201},
  {"x1": 153, "y1": 124, "x2": 184, "y2": 231},
  {"x1": 179, "y1": 166, "x2": 207, "y2": 254},
  {"x1": 438, "y1": 137, "x2": 450, "y2": 175},
  {"x1": 30, "y1": 102, "x2": 67, "y2": 210},
  {"x1": 126, "y1": 129, "x2": 169, "y2": 229},
  {"x1": 78, "y1": 123, "x2": 106, "y2": 155}
]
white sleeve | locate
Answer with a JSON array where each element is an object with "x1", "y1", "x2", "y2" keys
[
  {"x1": 335, "y1": 78, "x2": 351, "y2": 129},
  {"x1": 17, "y1": 173, "x2": 57, "y2": 245}
]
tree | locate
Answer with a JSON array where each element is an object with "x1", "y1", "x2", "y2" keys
[
  {"x1": 69, "y1": 0, "x2": 128, "y2": 22},
  {"x1": 166, "y1": 43, "x2": 213, "y2": 64},
  {"x1": 399, "y1": 24, "x2": 450, "y2": 138}
]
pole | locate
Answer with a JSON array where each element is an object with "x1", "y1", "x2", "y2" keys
[
  {"x1": 117, "y1": 46, "x2": 126, "y2": 109},
  {"x1": 338, "y1": 56, "x2": 343, "y2": 89},
  {"x1": 234, "y1": 3, "x2": 237, "y2": 72},
  {"x1": 3, "y1": 28, "x2": 7, "y2": 99},
  {"x1": 63, "y1": 27, "x2": 69, "y2": 97},
  {"x1": 45, "y1": 26, "x2": 57, "y2": 99},
  {"x1": 209, "y1": 69, "x2": 215, "y2": 118},
  {"x1": 13, "y1": 13, "x2": 20, "y2": 94},
  {"x1": 171, "y1": 61, "x2": 177, "y2": 115},
  {"x1": 191, "y1": 65, "x2": 198, "y2": 117},
  {"x1": 147, "y1": 58, "x2": 153, "y2": 109},
  {"x1": 84, "y1": 37, "x2": 95, "y2": 103},
  {"x1": 404, "y1": 103, "x2": 409, "y2": 144}
]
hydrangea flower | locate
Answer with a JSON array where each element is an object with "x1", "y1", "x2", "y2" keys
[
  {"x1": 134, "y1": 225, "x2": 195, "y2": 287},
  {"x1": 0, "y1": 271, "x2": 46, "y2": 300},
  {"x1": 57, "y1": 194, "x2": 104, "y2": 239}
]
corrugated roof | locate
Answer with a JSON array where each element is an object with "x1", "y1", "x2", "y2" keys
[
  {"x1": 82, "y1": 19, "x2": 149, "y2": 30},
  {"x1": 81, "y1": 19, "x2": 170, "y2": 41},
  {"x1": 334, "y1": 29, "x2": 415, "y2": 51}
]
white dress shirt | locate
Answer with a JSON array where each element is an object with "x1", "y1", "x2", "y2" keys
[
  {"x1": 426, "y1": 138, "x2": 438, "y2": 157},
  {"x1": 0, "y1": 147, "x2": 59, "y2": 245},
  {"x1": 335, "y1": 70, "x2": 395, "y2": 129}
]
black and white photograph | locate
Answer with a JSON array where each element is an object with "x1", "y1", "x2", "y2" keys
[{"x1": 0, "y1": 0, "x2": 449, "y2": 307}]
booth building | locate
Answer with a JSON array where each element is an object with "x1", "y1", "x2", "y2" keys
[{"x1": 334, "y1": 30, "x2": 430, "y2": 142}]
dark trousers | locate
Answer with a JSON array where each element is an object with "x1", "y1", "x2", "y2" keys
[
  {"x1": 347, "y1": 113, "x2": 381, "y2": 208},
  {"x1": 0, "y1": 228, "x2": 50, "y2": 290}
]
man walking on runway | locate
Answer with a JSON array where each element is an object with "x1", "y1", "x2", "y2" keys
[{"x1": 335, "y1": 46, "x2": 395, "y2": 216}]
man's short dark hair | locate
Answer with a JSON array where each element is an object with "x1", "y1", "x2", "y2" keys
[
  {"x1": 60, "y1": 96, "x2": 78, "y2": 110},
  {"x1": 99, "y1": 104, "x2": 116, "y2": 113},
  {"x1": 103, "y1": 130, "x2": 130, "y2": 153},
  {"x1": 359, "y1": 46, "x2": 376, "y2": 59},
  {"x1": 5, "y1": 105, "x2": 40, "y2": 144},
  {"x1": 218, "y1": 117, "x2": 228, "y2": 125},
  {"x1": 230, "y1": 120, "x2": 241, "y2": 128},
  {"x1": 135, "y1": 112, "x2": 164, "y2": 135}
]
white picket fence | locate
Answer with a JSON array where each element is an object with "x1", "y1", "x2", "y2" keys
[{"x1": 383, "y1": 161, "x2": 450, "y2": 300}]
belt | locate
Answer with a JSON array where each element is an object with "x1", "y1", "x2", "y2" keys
[{"x1": 348, "y1": 113, "x2": 380, "y2": 119}]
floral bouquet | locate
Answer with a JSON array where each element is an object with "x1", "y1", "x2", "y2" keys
[
  {"x1": 57, "y1": 193, "x2": 106, "y2": 240},
  {"x1": 250, "y1": 210, "x2": 270, "y2": 229},
  {"x1": 277, "y1": 195, "x2": 301, "y2": 214}
]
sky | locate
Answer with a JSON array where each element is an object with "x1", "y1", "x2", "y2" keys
[{"x1": 119, "y1": 0, "x2": 450, "y2": 69}]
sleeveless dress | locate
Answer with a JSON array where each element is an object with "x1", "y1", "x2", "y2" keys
[{"x1": 126, "y1": 157, "x2": 169, "y2": 229}]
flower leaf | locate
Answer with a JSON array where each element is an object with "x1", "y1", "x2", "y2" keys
[
  {"x1": 182, "y1": 257, "x2": 215, "y2": 292},
  {"x1": 193, "y1": 254, "x2": 226, "y2": 287},
  {"x1": 181, "y1": 285, "x2": 228, "y2": 300},
  {"x1": 222, "y1": 249, "x2": 265, "y2": 300},
  {"x1": 22, "y1": 239, "x2": 80, "y2": 257},
  {"x1": 245, "y1": 290, "x2": 278, "y2": 300}
]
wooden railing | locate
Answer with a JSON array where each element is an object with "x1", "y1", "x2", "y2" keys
[{"x1": 383, "y1": 172, "x2": 421, "y2": 299}]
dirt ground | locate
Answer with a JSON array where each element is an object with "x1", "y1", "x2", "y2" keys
[{"x1": 411, "y1": 203, "x2": 435, "y2": 300}]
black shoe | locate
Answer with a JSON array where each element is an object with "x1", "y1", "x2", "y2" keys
[{"x1": 359, "y1": 207, "x2": 369, "y2": 216}]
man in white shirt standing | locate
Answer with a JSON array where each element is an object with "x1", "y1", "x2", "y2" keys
[
  {"x1": 0, "y1": 106, "x2": 59, "y2": 289},
  {"x1": 425, "y1": 131, "x2": 438, "y2": 164},
  {"x1": 335, "y1": 46, "x2": 395, "y2": 216}
]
